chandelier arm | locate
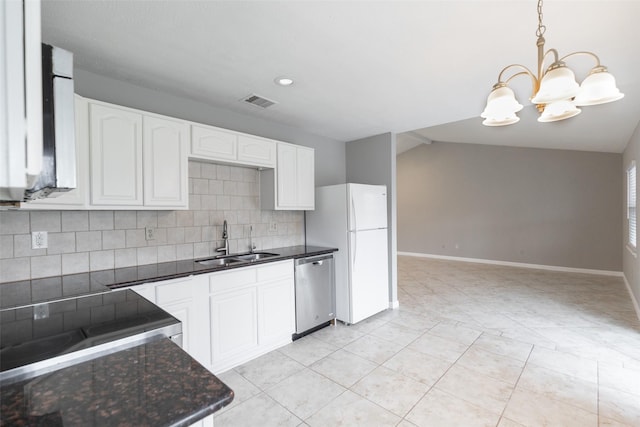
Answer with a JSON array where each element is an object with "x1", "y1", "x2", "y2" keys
[
  {"x1": 559, "y1": 51, "x2": 602, "y2": 67},
  {"x1": 497, "y1": 64, "x2": 536, "y2": 84}
]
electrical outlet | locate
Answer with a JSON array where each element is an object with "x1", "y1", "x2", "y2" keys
[
  {"x1": 145, "y1": 226, "x2": 155, "y2": 240},
  {"x1": 32, "y1": 231, "x2": 48, "y2": 249},
  {"x1": 269, "y1": 222, "x2": 278, "y2": 232}
]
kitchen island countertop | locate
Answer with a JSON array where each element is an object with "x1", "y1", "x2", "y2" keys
[{"x1": 0, "y1": 338, "x2": 233, "y2": 427}]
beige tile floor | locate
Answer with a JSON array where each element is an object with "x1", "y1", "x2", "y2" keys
[{"x1": 214, "y1": 256, "x2": 640, "y2": 426}]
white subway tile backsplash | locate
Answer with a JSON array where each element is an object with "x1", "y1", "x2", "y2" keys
[
  {"x1": 217, "y1": 165, "x2": 230, "y2": 180},
  {"x1": 114, "y1": 211, "x2": 137, "y2": 229},
  {"x1": 125, "y1": 229, "x2": 146, "y2": 248},
  {"x1": 76, "y1": 231, "x2": 102, "y2": 252},
  {"x1": 189, "y1": 161, "x2": 202, "y2": 178},
  {"x1": 31, "y1": 211, "x2": 61, "y2": 232},
  {"x1": 192, "y1": 212, "x2": 208, "y2": 227},
  {"x1": 166, "y1": 227, "x2": 185, "y2": 244},
  {"x1": 193, "y1": 242, "x2": 210, "y2": 258},
  {"x1": 157, "y1": 211, "x2": 177, "y2": 228},
  {"x1": 0, "y1": 235, "x2": 13, "y2": 259},
  {"x1": 201, "y1": 195, "x2": 217, "y2": 210},
  {"x1": 89, "y1": 250, "x2": 115, "y2": 271},
  {"x1": 61, "y1": 211, "x2": 89, "y2": 232},
  {"x1": 102, "y1": 230, "x2": 126, "y2": 250},
  {"x1": 176, "y1": 243, "x2": 194, "y2": 260},
  {"x1": 223, "y1": 181, "x2": 237, "y2": 195},
  {"x1": 157, "y1": 245, "x2": 177, "y2": 263},
  {"x1": 217, "y1": 195, "x2": 231, "y2": 210},
  {"x1": 242, "y1": 168, "x2": 257, "y2": 183},
  {"x1": 136, "y1": 247, "x2": 157, "y2": 265},
  {"x1": 62, "y1": 252, "x2": 89, "y2": 275},
  {"x1": 208, "y1": 180, "x2": 223, "y2": 195},
  {"x1": 47, "y1": 232, "x2": 77, "y2": 255},
  {"x1": 30, "y1": 255, "x2": 62, "y2": 279},
  {"x1": 114, "y1": 248, "x2": 137, "y2": 268},
  {"x1": 136, "y1": 211, "x2": 157, "y2": 229},
  {"x1": 184, "y1": 227, "x2": 202, "y2": 243},
  {"x1": 14, "y1": 234, "x2": 46, "y2": 258},
  {"x1": 0, "y1": 211, "x2": 30, "y2": 234},
  {"x1": 229, "y1": 166, "x2": 244, "y2": 181},
  {"x1": 89, "y1": 211, "x2": 114, "y2": 231},
  {"x1": 0, "y1": 159, "x2": 304, "y2": 282},
  {"x1": 201, "y1": 163, "x2": 217, "y2": 179},
  {"x1": 0, "y1": 257, "x2": 30, "y2": 282},
  {"x1": 193, "y1": 178, "x2": 209, "y2": 195},
  {"x1": 176, "y1": 211, "x2": 194, "y2": 227}
]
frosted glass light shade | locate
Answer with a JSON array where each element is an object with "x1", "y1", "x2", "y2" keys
[
  {"x1": 537, "y1": 100, "x2": 581, "y2": 122},
  {"x1": 574, "y1": 70, "x2": 624, "y2": 106},
  {"x1": 481, "y1": 85, "x2": 523, "y2": 126},
  {"x1": 531, "y1": 66, "x2": 580, "y2": 104}
]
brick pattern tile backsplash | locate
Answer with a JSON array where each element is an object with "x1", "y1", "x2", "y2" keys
[{"x1": 0, "y1": 161, "x2": 304, "y2": 283}]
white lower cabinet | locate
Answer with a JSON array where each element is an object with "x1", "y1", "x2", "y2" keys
[
  {"x1": 207, "y1": 260, "x2": 295, "y2": 373},
  {"x1": 210, "y1": 286, "x2": 258, "y2": 363},
  {"x1": 130, "y1": 260, "x2": 295, "y2": 376}
]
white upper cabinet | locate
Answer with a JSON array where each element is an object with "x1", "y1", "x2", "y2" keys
[
  {"x1": 237, "y1": 135, "x2": 276, "y2": 167},
  {"x1": 143, "y1": 115, "x2": 189, "y2": 207},
  {"x1": 87, "y1": 99, "x2": 189, "y2": 209},
  {"x1": 261, "y1": 142, "x2": 315, "y2": 210},
  {"x1": 190, "y1": 123, "x2": 276, "y2": 168},
  {"x1": 191, "y1": 125, "x2": 237, "y2": 161},
  {"x1": 90, "y1": 102, "x2": 144, "y2": 206}
]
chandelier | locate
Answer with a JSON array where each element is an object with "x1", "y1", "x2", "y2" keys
[{"x1": 481, "y1": 0, "x2": 624, "y2": 126}]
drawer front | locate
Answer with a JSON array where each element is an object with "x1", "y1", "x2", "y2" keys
[
  {"x1": 155, "y1": 277, "x2": 193, "y2": 304},
  {"x1": 256, "y1": 260, "x2": 293, "y2": 282},
  {"x1": 209, "y1": 267, "x2": 257, "y2": 294}
]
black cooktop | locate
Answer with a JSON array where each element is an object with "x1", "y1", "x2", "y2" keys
[{"x1": 0, "y1": 289, "x2": 180, "y2": 381}]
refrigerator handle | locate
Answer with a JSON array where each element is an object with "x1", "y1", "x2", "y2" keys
[
  {"x1": 353, "y1": 232, "x2": 357, "y2": 269},
  {"x1": 351, "y1": 196, "x2": 357, "y2": 231}
]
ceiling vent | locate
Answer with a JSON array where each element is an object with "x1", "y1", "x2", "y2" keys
[{"x1": 242, "y1": 94, "x2": 277, "y2": 109}]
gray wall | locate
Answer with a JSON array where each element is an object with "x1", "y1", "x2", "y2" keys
[
  {"x1": 74, "y1": 69, "x2": 346, "y2": 187},
  {"x1": 623, "y1": 121, "x2": 640, "y2": 304},
  {"x1": 346, "y1": 133, "x2": 398, "y2": 305},
  {"x1": 397, "y1": 142, "x2": 623, "y2": 272}
]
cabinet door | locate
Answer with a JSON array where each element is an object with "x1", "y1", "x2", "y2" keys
[
  {"x1": 257, "y1": 278, "x2": 295, "y2": 346},
  {"x1": 191, "y1": 124, "x2": 237, "y2": 161},
  {"x1": 237, "y1": 135, "x2": 276, "y2": 168},
  {"x1": 276, "y1": 143, "x2": 298, "y2": 208},
  {"x1": 89, "y1": 103, "x2": 143, "y2": 206},
  {"x1": 143, "y1": 116, "x2": 189, "y2": 208},
  {"x1": 210, "y1": 287, "x2": 258, "y2": 364},
  {"x1": 296, "y1": 146, "x2": 315, "y2": 209}
]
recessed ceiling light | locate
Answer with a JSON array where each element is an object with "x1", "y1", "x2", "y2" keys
[{"x1": 274, "y1": 77, "x2": 294, "y2": 86}]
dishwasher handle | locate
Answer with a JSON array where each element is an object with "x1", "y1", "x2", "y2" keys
[{"x1": 294, "y1": 254, "x2": 334, "y2": 267}]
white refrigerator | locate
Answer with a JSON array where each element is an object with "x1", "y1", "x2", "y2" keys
[{"x1": 306, "y1": 183, "x2": 389, "y2": 324}]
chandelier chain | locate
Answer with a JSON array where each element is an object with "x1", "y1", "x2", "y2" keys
[{"x1": 536, "y1": 0, "x2": 546, "y2": 38}]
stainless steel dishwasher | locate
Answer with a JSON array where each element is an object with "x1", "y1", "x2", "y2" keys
[{"x1": 293, "y1": 253, "x2": 336, "y2": 339}]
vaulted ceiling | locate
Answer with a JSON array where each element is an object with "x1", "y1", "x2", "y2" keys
[{"x1": 41, "y1": 1, "x2": 640, "y2": 154}]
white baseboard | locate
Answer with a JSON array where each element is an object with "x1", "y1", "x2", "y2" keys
[
  {"x1": 398, "y1": 251, "x2": 624, "y2": 277},
  {"x1": 389, "y1": 300, "x2": 400, "y2": 309},
  {"x1": 623, "y1": 274, "x2": 640, "y2": 321}
]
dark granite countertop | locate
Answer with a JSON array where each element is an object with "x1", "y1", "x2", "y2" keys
[
  {"x1": 0, "y1": 338, "x2": 234, "y2": 427},
  {"x1": 0, "y1": 245, "x2": 337, "y2": 309}
]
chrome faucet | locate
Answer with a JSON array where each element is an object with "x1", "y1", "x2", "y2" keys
[
  {"x1": 216, "y1": 220, "x2": 229, "y2": 256},
  {"x1": 249, "y1": 225, "x2": 256, "y2": 253}
]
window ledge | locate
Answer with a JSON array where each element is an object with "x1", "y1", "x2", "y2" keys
[{"x1": 627, "y1": 245, "x2": 638, "y2": 258}]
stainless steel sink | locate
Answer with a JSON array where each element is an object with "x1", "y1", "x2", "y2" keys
[
  {"x1": 230, "y1": 252, "x2": 279, "y2": 261},
  {"x1": 196, "y1": 252, "x2": 279, "y2": 267},
  {"x1": 196, "y1": 257, "x2": 244, "y2": 267}
]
